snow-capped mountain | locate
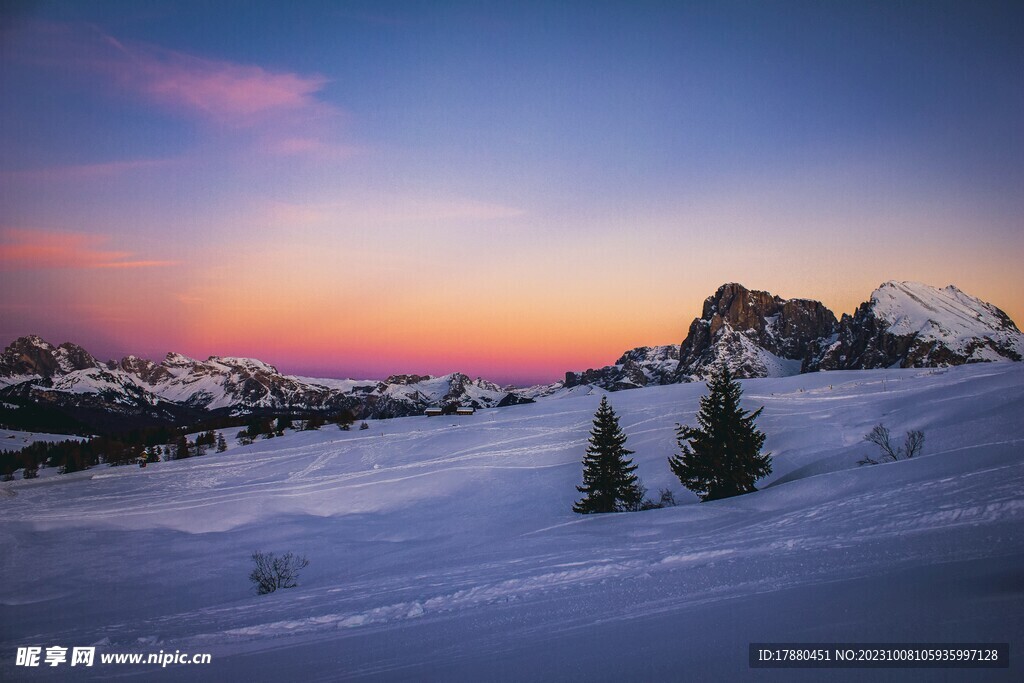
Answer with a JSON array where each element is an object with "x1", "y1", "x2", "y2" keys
[
  {"x1": 117, "y1": 353, "x2": 350, "y2": 411},
  {"x1": 2, "y1": 281, "x2": 1020, "y2": 428},
  {"x1": 675, "y1": 283, "x2": 838, "y2": 379},
  {"x1": 0, "y1": 337, "x2": 523, "y2": 427},
  {"x1": 809, "y1": 281, "x2": 1024, "y2": 370},
  {"x1": 562, "y1": 344, "x2": 680, "y2": 391},
  {"x1": 0, "y1": 335, "x2": 101, "y2": 381},
  {"x1": 555, "y1": 280, "x2": 1022, "y2": 390}
]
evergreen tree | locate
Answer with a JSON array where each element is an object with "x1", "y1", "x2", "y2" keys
[
  {"x1": 195, "y1": 430, "x2": 216, "y2": 448},
  {"x1": 175, "y1": 435, "x2": 191, "y2": 460},
  {"x1": 573, "y1": 396, "x2": 643, "y2": 514},
  {"x1": 303, "y1": 414, "x2": 326, "y2": 431},
  {"x1": 216, "y1": 433, "x2": 227, "y2": 452},
  {"x1": 669, "y1": 365, "x2": 771, "y2": 501}
]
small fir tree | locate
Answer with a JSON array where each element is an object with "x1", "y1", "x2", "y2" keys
[
  {"x1": 669, "y1": 365, "x2": 771, "y2": 501},
  {"x1": 216, "y1": 433, "x2": 227, "y2": 452},
  {"x1": 195, "y1": 430, "x2": 216, "y2": 448},
  {"x1": 22, "y1": 459, "x2": 39, "y2": 479},
  {"x1": 573, "y1": 396, "x2": 643, "y2": 514},
  {"x1": 175, "y1": 435, "x2": 191, "y2": 460}
]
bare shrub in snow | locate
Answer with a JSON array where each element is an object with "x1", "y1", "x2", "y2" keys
[
  {"x1": 249, "y1": 551, "x2": 310, "y2": 595},
  {"x1": 904, "y1": 429, "x2": 925, "y2": 459},
  {"x1": 859, "y1": 424, "x2": 925, "y2": 465},
  {"x1": 658, "y1": 488, "x2": 677, "y2": 507}
]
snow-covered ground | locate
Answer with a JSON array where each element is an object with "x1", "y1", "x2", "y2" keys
[
  {"x1": 0, "y1": 429, "x2": 85, "y2": 450},
  {"x1": 1, "y1": 364, "x2": 1022, "y2": 681}
]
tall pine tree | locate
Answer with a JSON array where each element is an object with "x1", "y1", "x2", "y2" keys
[
  {"x1": 669, "y1": 365, "x2": 771, "y2": 501},
  {"x1": 574, "y1": 396, "x2": 643, "y2": 514}
]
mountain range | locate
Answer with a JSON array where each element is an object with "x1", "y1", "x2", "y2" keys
[
  {"x1": 555, "y1": 280, "x2": 1021, "y2": 390},
  {"x1": 2, "y1": 280, "x2": 1021, "y2": 433}
]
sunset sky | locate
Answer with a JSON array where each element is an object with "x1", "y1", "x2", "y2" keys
[{"x1": 1, "y1": 1, "x2": 1022, "y2": 385}]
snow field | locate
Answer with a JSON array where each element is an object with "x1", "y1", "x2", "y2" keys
[{"x1": 1, "y1": 363, "x2": 1022, "y2": 680}]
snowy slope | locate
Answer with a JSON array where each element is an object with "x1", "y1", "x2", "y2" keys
[
  {"x1": 698, "y1": 325, "x2": 806, "y2": 379},
  {"x1": 872, "y1": 281, "x2": 1024, "y2": 359},
  {"x1": 813, "y1": 281, "x2": 1024, "y2": 371},
  {"x1": 1, "y1": 364, "x2": 1022, "y2": 681},
  {"x1": 0, "y1": 429, "x2": 85, "y2": 450}
]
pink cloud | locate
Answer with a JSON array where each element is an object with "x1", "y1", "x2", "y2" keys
[
  {"x1": 126, "y1": 52, "x2": 330, "y2": 125},
  {"x1": 19, "y1": 22, "x2": 337, "y2": 128},
  {"x1": 0, "y1": 228, "x2": 177, "y2": 270}
]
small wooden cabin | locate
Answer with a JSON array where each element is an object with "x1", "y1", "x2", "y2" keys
[
  {"x1": 424, "y1": 407, "x2": 444, "y2": 417},
  {"x1": 455, "y1": 406, "x2": 476, "y2": 415}
]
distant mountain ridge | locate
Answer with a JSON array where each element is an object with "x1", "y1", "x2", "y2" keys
[
  {"x1": 2, "y1": 280, "x2": 1020, "y2": 432},
  {"x1": 557, "y1": 280, "x2": 1022, "y2": 389},
  {"x1": 0, "y1": 338, "x2": 521, "y2": 430},
  {"x1": 562, "y1": 345, "x2": 680, "y2": 391}
]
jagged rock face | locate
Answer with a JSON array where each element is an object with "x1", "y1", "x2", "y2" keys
[
  {"x1": 703, "y1": 284, "x2": 781, "y2": 337},
  {"x1": 810, "y1": 281, "x2": 1024, "y2": 370},
  {"x1": 778, "y1": 299, "x2": 839, "y2": 361},
  {"x1": 0, "y1": 335, "x2": 63, "y2": 378},
  {"x1": 54, "y1": 343, "x2": 101, "y2": 373},
  {"x1": 118, "y1": 356, "x2": 174, "y2": 385},
  {"x1": 385, "y1": 374, "x2": 432, "y2": 386},
  {"x1": 677, "y1": 283, "x2": 837, "y2": 379},
  {"x1": 564, "y1": 345, "x2": 680, "y2": 390},
  {"x1": 0, "y1": 337, "x2": 102, "y2": 379}
]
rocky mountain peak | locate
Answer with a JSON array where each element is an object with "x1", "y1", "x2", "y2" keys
[
  {"x1": 385, "y1": 374, "x2": 433, "y2": 386},
  {"x1": 564, "y1": 344, "x2": 681, "y2": 391},
  {"x1": 677, "y1": 284, "x2": 837, "y2": 379},
  {"x1": 119, "y1": 355, "x2": 173, "y2": 385},
  {"x1": 614, "y1": 344, "x2": 679, "y2": 367},
  {"x1": 1, "y1": 335, "x2": 62, "y2": 378},
  {"x1": 810, "y1": 281, "x2": 1023, "y2": 370},
  {"x1": 54, "y1": 342, "x2": 101, "y2": 373},
  {"x1": 209, "y1": 357, "x2": 280, "y2": 376},
  {"x1": 702, "y1": 283, "x2": 785, "y2": 336},
  {"x1": 163, "y1": 352, "x2": 200, "y2": 368}
]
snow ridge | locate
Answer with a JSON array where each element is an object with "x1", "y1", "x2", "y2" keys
[{"x1": 872, "y1": 281, "x2": 1023, "y2": 357}]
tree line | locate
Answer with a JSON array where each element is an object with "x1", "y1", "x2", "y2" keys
[{"x1": 1, "y1": 410, "x2": 357, "y2": 479}]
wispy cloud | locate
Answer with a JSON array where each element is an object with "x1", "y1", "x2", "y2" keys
[
  {"x1": 0, "y1": 228, "x2": 177, "y2": 270},
  {"x1": 66, "y1": 23, "x2": 332, "y2": 126},
  {"x1": 13, "y1": 21, "x2": 345, "y2": 150}
]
